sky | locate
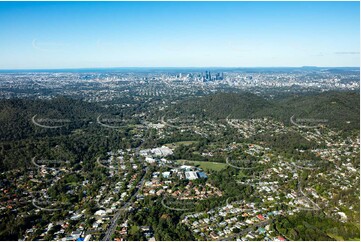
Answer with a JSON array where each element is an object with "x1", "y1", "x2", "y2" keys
[{"x1": 0, "y1": 1, "x2": 359, "y2": 69}]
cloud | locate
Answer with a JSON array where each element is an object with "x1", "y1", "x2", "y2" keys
[{"x1": 334, "y1": 51, "x2": 360, "y2": 55}]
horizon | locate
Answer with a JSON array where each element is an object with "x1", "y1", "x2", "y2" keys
[
  {"x1": 0, "y1": 1, "x2": 360, "y2": 69},
  {"x1": 0, "y1": 66, "x2": 360, "y2": 71}
]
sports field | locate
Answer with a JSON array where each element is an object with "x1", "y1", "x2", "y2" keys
[{"x1": 176, "y1": 159, "x2": 227, "y2": 171}]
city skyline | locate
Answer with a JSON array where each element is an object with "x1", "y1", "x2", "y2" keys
[{"x1": 0, "y1": 1, "x2": 360, "y2": 69}]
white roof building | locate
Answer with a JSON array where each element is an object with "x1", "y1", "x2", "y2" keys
[
  {"x1": 185, "y1": 171, "x2": 198, "y2": 180},
  {"x1": 94, "y1": 210, "x2": 106, "y2": 216}
]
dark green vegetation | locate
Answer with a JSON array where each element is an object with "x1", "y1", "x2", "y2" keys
[
  {"x1": 0, "y1": 91, "x2": 358, "y2": 174},
  {"x1": 169, "y1": 91, "x2": 359, "y2": 131},
  {"x1": 124, "y1": 197, "x2": 196, "y2": 241},
  {"x1": 0, "y1": 96, "x2": 146, "y2": 142},
  {"x1": 274, "y1": 211, "x2": 360, "y2": 241},
  {"x1": 0, "y1": 91, "x2": 359, "y2": 241},
  {"x1": 0, "y1": 97, "x2": 148, "y2": 171},
  {"x1": 168, "y1": 91, "x2": 271, "y2": 120}
]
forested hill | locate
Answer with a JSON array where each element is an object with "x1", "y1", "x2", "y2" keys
[
  {"x1": 0, "y1": 91, "x2": 359, "y2": 142},
  {"x1": 0, "y1": 97, "x2": 121, "y2": 141},
  {"x1": 168, "y1": 92, "x2": 272, "y2": 119},
  {"x1": 275, "y1": 91, "x2": 359, "y2": 129},
  {"x1": 169, "y1": 91, "x2": 359, "y2": 130}
]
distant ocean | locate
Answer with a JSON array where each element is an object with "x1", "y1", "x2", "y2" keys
[{"x1": 0, "y1": 66, "x2": 359, "y2": 73}]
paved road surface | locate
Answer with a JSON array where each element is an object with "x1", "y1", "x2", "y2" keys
[
  {"x1": 102, "y1": 142, "x2": 147, "y2": 241},
  {"x1": 102, "y1": 166, "x2": 148, "y2": 241}
]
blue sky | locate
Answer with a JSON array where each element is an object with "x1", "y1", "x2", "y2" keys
[{"x1": 0, "y1": 1, "x2": 359, "y2": 69}]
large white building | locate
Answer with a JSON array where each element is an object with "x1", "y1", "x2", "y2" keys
[{"x1": 185, "y1": 171, "x2": 198, "y2": 180}]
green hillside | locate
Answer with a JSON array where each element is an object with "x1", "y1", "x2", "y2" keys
[{"x1": 170, "y1": 91, "x2": 359, "y2": 130}]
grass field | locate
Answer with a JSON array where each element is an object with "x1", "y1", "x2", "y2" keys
[
  {"x1": 176, "y1": 159, "x2": 227, "y2": 171},
  {"x1": 163, "y1": 141, "x2": 198, "y2": 149}
]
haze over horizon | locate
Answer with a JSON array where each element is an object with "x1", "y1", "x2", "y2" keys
[
  {"x1": 0, "y1": 1, "x2": 359, "y2": 69},
  {"x1": 0, "y1": 66, "x2": 360, "y2": 72}
]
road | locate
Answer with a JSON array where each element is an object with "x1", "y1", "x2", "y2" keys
[
  {"x1": 226, "y1": 157, "x2": 260, "y2": 170},
  {"x1": 102, "y1": 166, "x2": 148, "y2": 241},
  {"x1": 102, "y1": 141, "x2": 147, "y2": 241},
  {"x1": 161, "y1": 116, "x2": 192, "y2": 129}
]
